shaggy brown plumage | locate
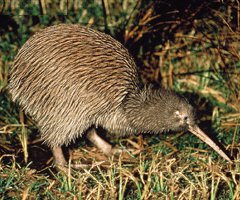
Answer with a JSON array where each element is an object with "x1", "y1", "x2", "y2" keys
[{"x1": 8, "y1": 24, "x2": 232, "y2": 167}]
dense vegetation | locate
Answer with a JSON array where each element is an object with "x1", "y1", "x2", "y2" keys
[{"x1": 0, "y1": 0, "x2": 239, "y2": 199}]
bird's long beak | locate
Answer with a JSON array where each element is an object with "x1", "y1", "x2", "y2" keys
[{"x1": 188, "y1": 125, "x2": 233, "y2": 163}]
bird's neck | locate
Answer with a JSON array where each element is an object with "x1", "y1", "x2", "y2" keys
[{"x1": 124, "y1": 86, "x2": 168, "y2": 133}]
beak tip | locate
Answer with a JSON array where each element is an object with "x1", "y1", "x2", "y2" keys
[{"x1": 187, "y1": 125, "x2": 233, "y2": 164}]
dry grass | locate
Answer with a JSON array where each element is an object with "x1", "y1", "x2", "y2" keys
[{"x1": 1, "y1": 147, "x2": 239, "y2": 199}]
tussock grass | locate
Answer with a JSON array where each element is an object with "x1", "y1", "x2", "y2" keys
[{"x1": 0, "y1": 0, "x2": 239, "y2": 199}]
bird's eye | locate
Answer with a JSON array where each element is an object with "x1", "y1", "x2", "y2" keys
[{"x1": 184, "y1": 116, "x2": 188, "y2": 121}]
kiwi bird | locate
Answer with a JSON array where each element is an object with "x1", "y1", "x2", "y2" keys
[{"x1": 8, "y1": 24, "x2": 232, "y2": 167}]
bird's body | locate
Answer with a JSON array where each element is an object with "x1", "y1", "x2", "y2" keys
[
  {"x1": 9, "y1": 24, "x2": 232, "y2": 166},
  {"x1": 10, "y1": 25, "x2": 141, "y2": 145}
]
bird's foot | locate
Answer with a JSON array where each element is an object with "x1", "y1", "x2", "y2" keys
[{"x1": 108, "y1": 146, "x2": 140, "y2": 158}]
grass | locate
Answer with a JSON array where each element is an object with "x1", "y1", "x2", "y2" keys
[
  {"x1": 1, "y1": 149, "x2": 239, "y2": 199},
  {"x1": 0, "y1": 0, "x2": 240, "y2": 199}
]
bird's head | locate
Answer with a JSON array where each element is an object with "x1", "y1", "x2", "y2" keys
[
  {"x1": 166, "y1": 95, "x2": 196, "y2": 132},
  {"x1": 125, "y1": 87, "x2": 232, "y2": 163},
  {"x1": 132, "y1": 88, "x2": 196, "y2": 133},
  {"x1": 155, "y1": 89, "x2": 232, "y2": 163}
]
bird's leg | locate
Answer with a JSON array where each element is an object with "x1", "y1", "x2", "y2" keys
[
  {"x1": 86, "y1": 128, "x2": 122, "y2": 156},
  {"x1": 52, "y1": 146, "x2": 67, "y2": 168}
]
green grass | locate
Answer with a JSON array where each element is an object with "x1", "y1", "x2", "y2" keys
[
  {"x1": 1, "y1": 150, "x2": 239, "y2": 199},
  {"x1": 0, "y1": 0, "x2": 239, "y2": 199}
]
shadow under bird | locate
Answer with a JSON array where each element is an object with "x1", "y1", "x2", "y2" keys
[{"x1": 8, "y1": 24, "x2": 233, "y2": 168}]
